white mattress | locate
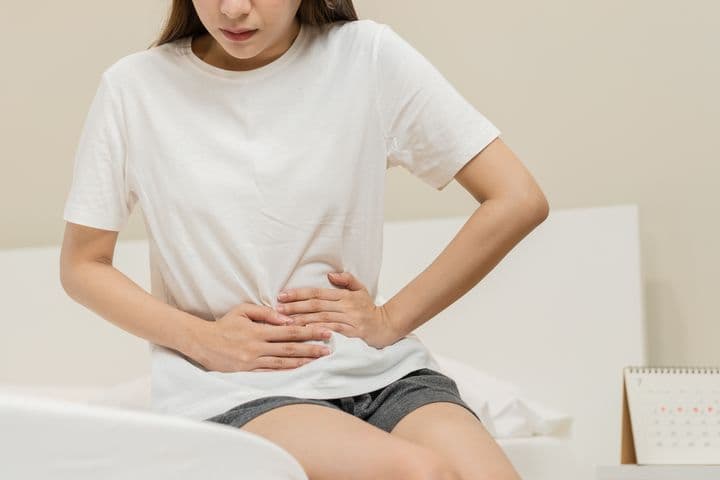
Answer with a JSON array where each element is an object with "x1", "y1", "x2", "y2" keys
[{"x1": 497, "y1": 435, "x2": 581, "y2": 480}]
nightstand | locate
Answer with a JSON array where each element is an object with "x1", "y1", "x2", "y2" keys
[{"x1": 596, "y1": 464, "x2": 720, "y2": 480}]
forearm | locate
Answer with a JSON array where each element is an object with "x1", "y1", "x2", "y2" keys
[
  {"x1": 383, "y1": 197, "x2": 548, "y2": 338},
  {"x1": 61, "y1": 259, "x2": 208, "y2": 360}
]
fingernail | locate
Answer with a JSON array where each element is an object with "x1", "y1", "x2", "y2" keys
[
  {"x1": 275, "y1": 311, "x2": 291, "y2": 323},
  {"x1": 278, "y1": 292, "x2": 289, "y2": 300}
]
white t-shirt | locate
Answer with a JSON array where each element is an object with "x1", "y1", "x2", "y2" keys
[{"x1": 63, "y1": 19, "x2": 501, "y2": 421}]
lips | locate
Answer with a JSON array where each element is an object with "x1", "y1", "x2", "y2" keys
[
  {"x1": 223, "y1": 28, "x2": 256, "y2": 34},
  {"x1": 221, "y1": 29, "x2": 258, "y2": 42}
]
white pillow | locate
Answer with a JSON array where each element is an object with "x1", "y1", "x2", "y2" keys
[{"x1": 432, "y1": 352, "x2": 573, "y2": 438}]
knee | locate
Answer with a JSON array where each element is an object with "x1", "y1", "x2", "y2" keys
[{"x1": 402, "y1": 448, "x2": 462, "y2": 480}]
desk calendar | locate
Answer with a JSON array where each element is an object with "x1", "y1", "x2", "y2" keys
[{"x1": 620, "y1": 366, "x2": 720, "y2": 465}]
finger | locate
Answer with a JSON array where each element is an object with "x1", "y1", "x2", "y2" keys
[
  {"x1": 252, "y1": 357, "x2": 317, "y2": 371},
  {"x1": 328, "y1": 271, "x2": 364, "y2": 291},
  {"x1": 312, "y1": 322, "x2": 353, "y2": 336},
  {"x1": 276, "y1": 297, "x2": 342, "y2": 316},
  {"x1": 277, "y1": 286, "x2": 345, "y2": 303},
  {"x1": 261, "y1": 342, "x2": 332, "y2": 359},
  {"x1": 242, "y1": 304, "x2": 293, "y2": 326},
  {"x1": 291, "y1": 311, "x2": 348, "y2": 327},
  {"x1": 260, "y1": 324, "x2": 333, "y2": 342}
]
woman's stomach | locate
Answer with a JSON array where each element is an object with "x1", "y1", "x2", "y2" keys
[{"x1": 151, "y1": 330, "x2": 440, "y2": 394}]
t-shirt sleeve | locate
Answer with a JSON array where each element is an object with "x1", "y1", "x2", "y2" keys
[
  {"x1": 373, "y1": 24, "x2": 501, "y2": 191},
  {"x1": 62, "y1": 72, "x2": 138, "y2": 231}
]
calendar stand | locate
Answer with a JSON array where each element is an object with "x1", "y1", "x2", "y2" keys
[
  {"x1": 594, "y1": 369, "x2": 720, "y2": 479},
  {"x1": 620, "y1": 371, "x2": 637, "y2": 464}
]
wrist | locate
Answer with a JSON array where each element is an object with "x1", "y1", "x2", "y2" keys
[
  {"x1": 174, "y1": 312, "x2": 212, "y2": 362},
  {"x1": 381, "y1": 301, "x2": 409, "y2": 342}
]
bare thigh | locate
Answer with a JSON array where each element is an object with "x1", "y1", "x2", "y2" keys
[
  {"x1": 391, "y1": 402, "x2": 522, "y2": 480},
  {"x1": 240, "y1": 403, "x2": 457, "y2": 480}
]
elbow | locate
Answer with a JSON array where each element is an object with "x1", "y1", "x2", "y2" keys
[
  {"x1": 59, "y1": 252, "x2": 72, "y2": 296},
  {"x1": 507, "y1": 186, "x2": 550, "y2": 226},
  {"x1": 528, "y1": 195, "x2": 550, "y2": 228},
  {"x1": 59, "y1": 252, "x2": 85, "y2": 299},
  {"x1": 532, "y1": 194, "x2": 550, "y2": 223},
  {"x1": 59, "y1": 263, "x2": 77, "y2": 299}
]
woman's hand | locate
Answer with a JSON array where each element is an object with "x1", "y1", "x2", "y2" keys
[
  {"x1": 192, "y1": 303, "x2": 334, "y2": 372},
  {"x1": 276, "y1": 271, "x2": 404, "y2": 349}
]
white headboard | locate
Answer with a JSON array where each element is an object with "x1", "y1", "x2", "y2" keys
[
  {"x1": 1, "y1": 204, "x2": 645, "y2": 477},
  {"x1": 378, "y1": 204, "x2": 646, "y2": 475}
]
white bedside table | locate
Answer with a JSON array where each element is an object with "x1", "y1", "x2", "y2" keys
[{"x1": 596, "y1": 464, "x2": 720, "y2": 480}]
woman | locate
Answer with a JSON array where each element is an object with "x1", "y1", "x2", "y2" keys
[{"x1": 60, "y1": 0, "x2": 547, "y2": 478}]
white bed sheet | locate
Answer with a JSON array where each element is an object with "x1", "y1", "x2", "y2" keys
[
  {"x1": 0, "y1": 388, "x2": 579, "y2": 480},
  {"x1": 0, "y1": 392, "x2": 308, "y2": 480}
]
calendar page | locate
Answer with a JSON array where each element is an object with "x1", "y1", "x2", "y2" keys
[{"x1": 624, "y1": 366, "x2": 720, "y2": 464}]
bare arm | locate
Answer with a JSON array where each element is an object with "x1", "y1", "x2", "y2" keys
[
  {"x1": 59, "y1": 222, "x2": 206, "y2": 360},
  {"x1": 384, "y1": 137, "x2": 550, "y2": 338}
]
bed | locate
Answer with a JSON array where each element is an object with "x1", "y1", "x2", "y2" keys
[{"x1": 0, "y1": 204, "x2": 645, "y2": 479}]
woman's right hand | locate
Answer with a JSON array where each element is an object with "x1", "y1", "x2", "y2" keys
[{"x1": 193, "y1": 303, "x2": 334, "y2": 372}]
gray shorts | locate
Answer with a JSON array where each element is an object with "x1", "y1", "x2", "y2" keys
[{"x1": 202, "y1": 368, "x2": 482, "y2": 433}]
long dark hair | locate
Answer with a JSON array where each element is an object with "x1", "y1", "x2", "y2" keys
[{"x1": 148, "y1": 0, "x2": 358, "y2": 49}]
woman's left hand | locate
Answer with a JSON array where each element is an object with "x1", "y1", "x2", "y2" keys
[{"x1": 275, "y1": 271, "x2": 403, "y2": 349}]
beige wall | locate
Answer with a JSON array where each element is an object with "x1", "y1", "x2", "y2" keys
[{"x1": 3, "y1": 1, "x2": 718, "y2": 365}]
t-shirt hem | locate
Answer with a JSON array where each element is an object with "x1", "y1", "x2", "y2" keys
[
  {"x1": 425, "y1": 124, "x2": 502, "y2": 191},
  {"x1": 153, "y1": 357, "x2": 443, "y2": 422},
  {"x1": 63, "y1": 207, "x2": 125, "y2": 232}
]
